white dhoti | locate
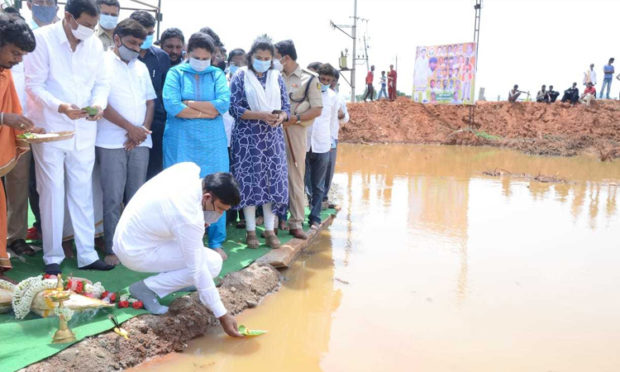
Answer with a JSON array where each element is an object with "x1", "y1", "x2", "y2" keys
[
  {"x1": 113, "y1": 239, "x2": 223, "y2": 301},
  {"x1": 32, "y1": 143, "x2": 99, "y2": 267}
]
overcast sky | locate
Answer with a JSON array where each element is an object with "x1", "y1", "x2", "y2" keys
[{"x1": 22, "y1": 0, "x2": 620, "y2": 101}]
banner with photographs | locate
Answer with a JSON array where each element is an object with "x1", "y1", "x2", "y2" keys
[{"x1": 412, "y1": 42, "x2": 476, "y2": 104}]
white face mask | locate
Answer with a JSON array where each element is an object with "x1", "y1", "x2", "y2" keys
[
  {"x1": 189, "y1": 57, "x2": 211, "y2": 72},
  {"x1": 273, "y1": 58, "x2": 283, "y2": 72},
  {"x1": 70, "y1": 18, "x2": 94, "y2": 40},
  {"x1": 204, "y1": 211, "x2": 222, "y2": 226}
]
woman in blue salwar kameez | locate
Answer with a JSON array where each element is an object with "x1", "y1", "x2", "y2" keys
[{"x1": 162, "y1": 32, "x2": 230, "y2": 259}]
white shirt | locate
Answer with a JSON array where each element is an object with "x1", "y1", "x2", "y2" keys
[
  {"x1": 584, "y1": 69, "x2": 597, "y2": 86},
  {"x1": 114, "y1": 162, "x2": 227, "y2": 318},
  {"x1": 222, "y1": 112, "x2": 234, "y2": 148},
  {"x1": 332, "y1": 90, "x2": 349, "y2": 142},
  {"x1": 307, "y1": 89, "x2": 337, "y2": 154},
  {"x1": 25, "y1": 22, "x2": 110, "y2": 151},
  {"x1": 96, "y1": 51, "x2": 156, "y2": 149}
]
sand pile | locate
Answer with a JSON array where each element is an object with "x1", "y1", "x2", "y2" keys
[{"x1": 342, "y1": 98, "x2": 620, "y2": 158}]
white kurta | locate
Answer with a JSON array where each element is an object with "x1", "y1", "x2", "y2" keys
[
  {"x1": 113, "y1": 162, "x2": 227, "y2": 318},
  {"x1": 25, "y1": 22, "x2": 110, "y2": 267}
]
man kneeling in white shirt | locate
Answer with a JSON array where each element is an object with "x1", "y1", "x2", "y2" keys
[{"x1": 113, "y1": 163, "x2": 242, "y2": 337}]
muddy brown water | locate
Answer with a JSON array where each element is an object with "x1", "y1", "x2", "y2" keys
[{"x1": 135, "y1": 144, "x2": 620, "y2": 372}]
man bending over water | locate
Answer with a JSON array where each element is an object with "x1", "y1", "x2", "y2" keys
[{"x1": 113, "y1": 162, "x2": 242, "y2": 337}]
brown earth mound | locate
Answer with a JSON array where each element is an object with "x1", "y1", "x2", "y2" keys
[{"x1": 341, "y1": 98, "x2": 620, "y2": 159}]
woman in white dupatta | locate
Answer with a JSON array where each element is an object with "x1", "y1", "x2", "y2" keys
[{"x1": 229, "y1": 37, "x2": 290, "y2": 249}]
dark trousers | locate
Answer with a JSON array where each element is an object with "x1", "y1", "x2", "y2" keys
[
  {"x1": 146, "y1": 117, "x2": 165, "y2": 180},
  {"x1": 363, "y1": 84, "x2": 375, "y2": 101},
  {"x1": 323, "y1": 142, "x2": 338, "y2": 202},
  {"x1": 304, "y1": 151, "x2": 330, "y2": 225},
  {"x1": 29, "y1": 154, "x2": 41, "y2": 231}
]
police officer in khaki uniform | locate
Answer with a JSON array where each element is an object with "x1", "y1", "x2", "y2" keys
[{"x1": 274, "y1": 40, "x2": 322, "y2": 240}]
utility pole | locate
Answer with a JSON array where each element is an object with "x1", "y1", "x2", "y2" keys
[
  {"x1": 331, "y1": 0, "x2": 368, "y2": 102},
  {"x1": 469, "y1": 0, "x2": 482, "y2": 127},
  {"x1": 351, "y1": 0, "x2": 357, "y2": 102}
]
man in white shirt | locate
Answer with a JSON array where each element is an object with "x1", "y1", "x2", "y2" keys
[
  {"x1": 96, "y1": 18, "x2": 155, "y2": 266},
  {"x1": 113, "y1": 163, "x2": 242, "y2": 337},
  {"x1": 25, "y1": 0, "x2": 111, "y2": 275},
  {"x1": 305, "y1": 63, "x2": 338, "y2": 228},
  {"x1": 322, "y1": 71, "x2": 348, "y2": 209},
  {"x1": 583, "y1": 63, "x2": 597, "y2": 86}
]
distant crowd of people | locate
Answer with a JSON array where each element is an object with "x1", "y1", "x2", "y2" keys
[
  {"x1": 509, "y1": 58, "x2": 617, "y2": 106},
  {"x1": 362, "y1": 64, "x2": 398, "y2": 101}
]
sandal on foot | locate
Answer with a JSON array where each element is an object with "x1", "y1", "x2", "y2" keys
[
  {"x1": 264, "y1": 231, "x2": 281, "y2": 249},
  {"x1": 246, "y1": 231, "x2": 260, "y2": 249},
  {"x1": 236, "y1": 220, "x2": 246, "y2": 229},
  {"x1": 8, "y1": 239, "x2": 35, "y2": 256}
]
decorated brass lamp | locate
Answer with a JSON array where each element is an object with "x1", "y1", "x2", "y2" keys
[{"x1": 49, "y1": 274, "x2": 76, "y2": 344}]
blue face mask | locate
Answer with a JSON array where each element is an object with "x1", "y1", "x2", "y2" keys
[
  {"x1": 141, "y1": 34, "x2": 154, "y2": 50},
  {"x1": 252, "y1": 58, "x2": 271, "y2": 73},
  {"x1": 32, "y1": 5, "x2": 57, "y2": 24},
  {"x1": 321, "y1": 83, "x2": 330, "y2": 92},
  {"x1": 229, "y1": 65, "x2": 239, "y2": 75},
  {"x1": 99, "y1": 14, "x2": 118, "y2": 30}
]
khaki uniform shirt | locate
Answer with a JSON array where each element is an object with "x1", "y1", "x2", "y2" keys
[
  {"x1": 97, "y1": 26, "x2": 114, "y2": 51},
  {"x1": 282, "y1": 65, "x2": 323, "y2": 126}
]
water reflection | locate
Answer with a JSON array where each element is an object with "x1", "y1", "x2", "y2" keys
[{"x1": 138, "y1": 144, "x2": 620, "y2": 372}]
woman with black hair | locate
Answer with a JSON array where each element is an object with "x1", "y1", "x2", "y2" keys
[
  {"x1": 229, "y1": 36, "x2": 290, "y2": 249},
  {"x1": 162, "y1": 31, "x2": 231, "y2": 260}
]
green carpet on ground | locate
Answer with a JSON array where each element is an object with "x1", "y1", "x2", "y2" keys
[{"x1": 0, "y1": 208, "x2": 335, "y2": 372}]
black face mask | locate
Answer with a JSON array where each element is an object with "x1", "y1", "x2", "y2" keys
[{"x1": 216, "y1": 60, "x2": 226, "y2": 71}]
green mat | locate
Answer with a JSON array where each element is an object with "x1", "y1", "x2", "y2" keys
[{"x1": 0, "y1": 208, "x2": 334, "y2": 372}]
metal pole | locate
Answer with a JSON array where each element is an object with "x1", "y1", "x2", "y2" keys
[
  {"x1": 156, "y1": 0, "x2": 161, "y2": 39},
  {"x1": 351, "y1": 0, "x2": 357, "y2": 102},
  {"x1": 469, "y1": 0, "x2": 482, "y2": 127}
]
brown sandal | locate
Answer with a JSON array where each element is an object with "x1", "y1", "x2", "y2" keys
[
  {"x1": 245, "y1": 231, "x2": 260, "y2": 249},
  {"x1": 263, "y1": 230, "x2": 281, "y2": 249}
]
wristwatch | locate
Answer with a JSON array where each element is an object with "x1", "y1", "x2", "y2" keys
[{"x1": 295, "y1": 114, "x2": 301, "y2": 124}]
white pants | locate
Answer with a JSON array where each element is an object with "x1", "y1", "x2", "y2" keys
[
  {"x1": 32, "y1": 143, "x2": 99, "y2": 267},
  {"x1": 114, "y1": 240, "x2": 223, "y2": 299},
  {"x1": 62, "y1": 162, "x2": 104, "y2": 241}
]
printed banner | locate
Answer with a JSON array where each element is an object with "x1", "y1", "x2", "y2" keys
[{"x1": 412, "y1": 42, "x2": 476, "y2": 104}]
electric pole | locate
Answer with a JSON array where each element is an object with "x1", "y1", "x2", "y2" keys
[
  {"x1": 331, "y1": 0, "x2": 368, "y2": 102},
  {"x1": 469, "y1": 0, "x2": 482, "y2": 127}
]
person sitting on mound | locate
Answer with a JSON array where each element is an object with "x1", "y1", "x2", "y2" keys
[
  {"x1": 580, "y1": 82, "x2": 596, "y2": 106},
  {"x1": 545, "y1": 85, "x2": 559, "y2": 103},
  {"x1": 561, "y1": 82, "x2": 579, "y2": 105},
  {"x1": 113, "y1": 162, "x2": 242, "y2": 337}
]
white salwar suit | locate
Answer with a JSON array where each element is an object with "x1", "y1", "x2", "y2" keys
[{"x1": 113, "y1": 163, "x2": 227, "y2": 318}]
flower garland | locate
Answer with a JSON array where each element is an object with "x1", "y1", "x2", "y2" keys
[
  {"x1": 11, "y1": 275, "x2": 144, "y2": 319},
  {"x1": 0, "y1": 279, "x2": 16, "y2": 292},
  {"x1": 12, "y1": 276, "x2": 57, "y2": 319}
]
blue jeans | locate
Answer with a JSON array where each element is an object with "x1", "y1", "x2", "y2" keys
[
  {"x1": 323, "y1": 141, "x2": 338, "y2": 202},
  {"x1": 304, "y1": 151, "x2": 330, "y2": 225},
  {"x1": 600, "y1": 78, "x2": 612, "y2": 99},
  {"x1": 378, "y1": 85, "x2": 388, "y2": 99}
]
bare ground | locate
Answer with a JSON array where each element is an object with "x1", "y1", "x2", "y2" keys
[{"x1": 341, "y1": 98, "x2": 620, "y2": 159}]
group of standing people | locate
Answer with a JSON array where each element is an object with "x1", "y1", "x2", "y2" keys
[
  {"x1": 509, "y1": 58, "x2": 617, "y2": 104},
  {"x1": 363, "y1": 64, "x2": 398, "y2": 101},
  {"x1": 0, "y1": 0, "x2": 350, "y2": 278},
  {"x1": 0, "y1": 0, "x2": 351, "y2": 335}
]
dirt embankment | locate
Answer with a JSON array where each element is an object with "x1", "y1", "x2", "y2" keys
[
  {"x1": 341, "y1": 98, "x2": 620, "y2": 159},
  {"x1": 22, "y1": 264, "x2": 280, "y2": 372}
]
